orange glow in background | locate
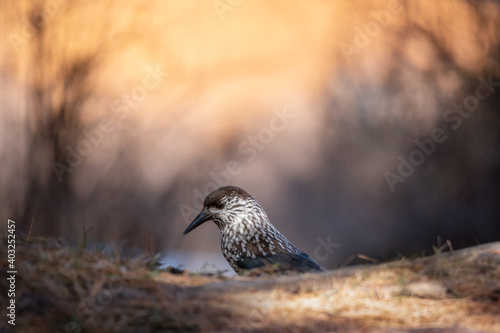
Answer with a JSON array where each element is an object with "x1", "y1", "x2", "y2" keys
[{"x1": 1, "y1": 0, "x2": 499, "y2": 266}]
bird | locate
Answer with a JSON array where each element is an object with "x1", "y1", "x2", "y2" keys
[{"x1": 183, "y1": 186, "x2": 323, "y2": 276}]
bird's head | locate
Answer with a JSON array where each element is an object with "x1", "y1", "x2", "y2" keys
[{"x1": 183, "y1": 186, "x2": 267, "y2": 235}]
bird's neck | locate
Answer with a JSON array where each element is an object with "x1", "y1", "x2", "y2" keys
[{"x1": 217, "y1": 217, "x2": 266, "y2": 239}]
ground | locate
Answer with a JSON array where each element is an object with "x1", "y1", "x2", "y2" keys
[{"x1": 1, "y1": 239, "x2": 499, "y2": 332}]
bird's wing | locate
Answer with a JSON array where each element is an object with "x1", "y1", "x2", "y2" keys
[{"x1": 235, "y1": 252, "x2": 323, "y2": 274}]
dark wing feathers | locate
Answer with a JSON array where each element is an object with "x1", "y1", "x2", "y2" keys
[{"x1": 235, "y1": 252, "x2": 323, "y2": 274}]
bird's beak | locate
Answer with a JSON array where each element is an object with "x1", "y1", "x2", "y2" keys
[{"x1": 183, "y1": 211, "x2": 213, "y2": 235}]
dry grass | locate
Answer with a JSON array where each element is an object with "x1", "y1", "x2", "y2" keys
[{"x1": 1, "y1": 238, "x2": 499, "y2": 332}]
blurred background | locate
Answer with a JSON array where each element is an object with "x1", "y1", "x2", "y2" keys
[{"x1": 1, "y1": 0, "x2": 499, "y2": 272}]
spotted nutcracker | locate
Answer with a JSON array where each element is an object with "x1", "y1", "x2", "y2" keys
[{"x1": 183, "y1": 186, "x2": 323, "y2": 275}]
